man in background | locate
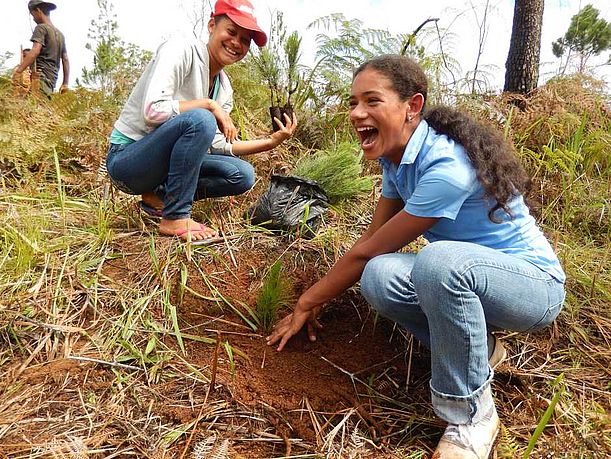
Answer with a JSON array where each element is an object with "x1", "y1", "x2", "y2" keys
[{"x1": 12, "y1": 0, "x2": 69, "y2": 97}]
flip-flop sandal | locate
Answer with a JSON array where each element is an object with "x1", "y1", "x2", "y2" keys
[
  {"x1": 197, "y1": 223, "x2": 218, "y2": 233},
  {"x1": 165, "y1": 228, "x2": 237, "y2": 246},
  {"x1": 137, "y1": 200, "x2": 163, "y2": 218},
  {"x1": 161, "y1": 225, "x2": 218, "y2": 242}
]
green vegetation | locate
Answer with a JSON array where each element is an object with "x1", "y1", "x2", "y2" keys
[
  {"x1": 293, "y1": 142, "x2": 373, "y2": 204},
  {"x1": 0, "y1": 4, "x2": 610, "y2": 458},
  {"x1": 553, "y1": 4, "x2": 611, "y2": 72},
  {"x1": 255, "y1": 261, "x2": 291, "y2": 333},
  {"x1": 81, "y1": 0, "x2": 152, "y2": 98},
  {"x1": 523, "y1": 374, "x2": 566, "y2": 458},
  {"x1": 250, "y1": 11, "x2": 303, "y2": 108}
]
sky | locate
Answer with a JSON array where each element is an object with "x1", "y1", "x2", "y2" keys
[{"x1": 1, "y1": 0, "x2": 610, "y2": 92}]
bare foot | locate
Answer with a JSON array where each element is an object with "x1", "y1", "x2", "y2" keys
[
  {"x1": 159, "y1": 218, "x2": 218, "y2": 241},
  {"x1": 141, "y1": 192, "x2": 164, "y2": 211}
]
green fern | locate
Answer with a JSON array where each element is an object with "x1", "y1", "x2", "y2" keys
[{"x1": 496, "y1": 424, "x2": 521, "y2": 458}]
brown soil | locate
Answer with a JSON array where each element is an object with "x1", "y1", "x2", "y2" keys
[
  {"x1": 160, "y1": 240, "x2": 437, "y2": 457},
  {"x1": 106, "y1": 238, "x2": 435, "y2": 458},
  {"x1": 3, "y1": 196, "x2": 601, "y2": 458}
]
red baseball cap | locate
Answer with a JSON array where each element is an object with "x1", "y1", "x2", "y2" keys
[{"x1": 211, "y1": 0, "x2": 268, "y2": 47}]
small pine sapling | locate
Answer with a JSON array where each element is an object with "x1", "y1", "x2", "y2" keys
[
  {"x1": 255, "y1": 261, "x2": 291, "y2": 333},
  {"x1": 293, "y1": 142, "x2": 373, "y2": 204},
  {"x1": 251, "y1": 11, "x2": 302, "y2": 131}
]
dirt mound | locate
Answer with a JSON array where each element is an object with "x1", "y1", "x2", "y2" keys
[{"x1": 165, "y1": 242, "x2": 437, "y2": 456}]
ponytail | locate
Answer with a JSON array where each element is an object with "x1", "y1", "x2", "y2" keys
[{"x1": 424, "y1": 106, "x2": 530, "y2": 222}]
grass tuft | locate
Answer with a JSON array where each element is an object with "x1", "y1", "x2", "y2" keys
[
  {"x1": 255, "y1": 260, "x2": 291, "y2": 333},
  {"x1": 293, "y1": 142, "x2": 373, "y2": 204}
]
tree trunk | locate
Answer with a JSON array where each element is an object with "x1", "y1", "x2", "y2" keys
[{"x1": 504, "y1": 0, "x2": 544, "y2": 94}]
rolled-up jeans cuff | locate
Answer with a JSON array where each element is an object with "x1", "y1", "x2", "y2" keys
[
  {"x1": 162, "y1": 213, "x2": 191, "y2": 221},
  {"x1": 430, "y1": 369, "x2": 495, "y2": 424}
]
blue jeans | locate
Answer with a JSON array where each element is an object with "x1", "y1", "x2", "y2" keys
[
  {"x1": 106, "y1": 109, "x2": 255, "y2": 220},
  {"x1": 360, "y1": 240, "x2": 565, "y2": 424}
]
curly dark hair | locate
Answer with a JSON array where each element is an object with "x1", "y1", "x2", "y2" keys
[{"x1": 354, "y1": 54, "x2": 531, "y2": 222}]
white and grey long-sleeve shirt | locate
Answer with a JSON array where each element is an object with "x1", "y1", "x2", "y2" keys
[{"x1": 113, "y1": 36, "x2": 234, "y2": 155}]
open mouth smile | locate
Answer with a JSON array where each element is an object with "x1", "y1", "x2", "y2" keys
[
  {"x1": 223, "y1": 45, "x2": 240, "y2": 57},
  {"x1": 356, "y1": 126, "x2": 379, "y2": 149}
]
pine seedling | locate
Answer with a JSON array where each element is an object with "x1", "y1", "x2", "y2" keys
[
  {"x1": 293, "y1": 142, "x2": 373, "y2": 204},
  {"x1": 255, "y1": 261, "x2": 291, "y2": 333}
]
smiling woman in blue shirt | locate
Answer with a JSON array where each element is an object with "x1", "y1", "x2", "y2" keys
[{"x1": 266, "y1": 54, "x2": 565, "y2": 459}]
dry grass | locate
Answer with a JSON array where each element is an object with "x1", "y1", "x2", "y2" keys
[{"x1": 1, "y1": 78, "x2": 610, "y2": 458}]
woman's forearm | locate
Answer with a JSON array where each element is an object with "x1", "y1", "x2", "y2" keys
[
  {"x1": 298, "y1": 210, "x2": 438, "y2": 312},
  {"x1": 231, "y1": 137, "x2": 277, "y2": 156},
  {"x1": 297, "y1": 247, "x2": 370, "y2": 311}
]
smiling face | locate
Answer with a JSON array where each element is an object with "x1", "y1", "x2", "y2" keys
[
  {"x1": 350, "y1": 68, "x2": 418, "y2": 164},
  {"x1": 207, "y1": 16, "x2": 252, "y2": 71}
]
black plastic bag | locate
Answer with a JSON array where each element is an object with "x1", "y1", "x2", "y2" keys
[{"x1": 248, "y1": 174, "x2": 330, "y2": 238}]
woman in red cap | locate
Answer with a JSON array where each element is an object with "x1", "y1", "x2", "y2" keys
[{"x1": 106, "y1": 0, "x2": 297, "y2": 241}]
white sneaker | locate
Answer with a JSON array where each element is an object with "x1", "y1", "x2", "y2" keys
[
  {"x1": 488, "y1": 336, "x2": 507, "y2": 370},
  {"x1": 433, "y1": 407, "x2": 500, "y2": 458}
]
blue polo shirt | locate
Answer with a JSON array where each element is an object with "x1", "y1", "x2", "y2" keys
[{"x1": 380, "y1": 120, "x2": 565, "y2": 283}]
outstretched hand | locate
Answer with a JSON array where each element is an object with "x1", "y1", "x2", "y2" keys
[
  {"x1": 270, "y1": 112, "x2": 298, "y2": 147},
  {"x1": 266, "y1": 304, "x2": 322, "y2": 351}
]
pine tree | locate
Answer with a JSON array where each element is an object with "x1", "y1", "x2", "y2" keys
[
  {"x1": 504, "y1": 0, "x2": 544, "y2": 94},
  {"x1": 552, "y1": 4, "x2": 611, "y2": 73},
  {"x1": 81, "y1": 0, "x2": 152, "y2": 97}
]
